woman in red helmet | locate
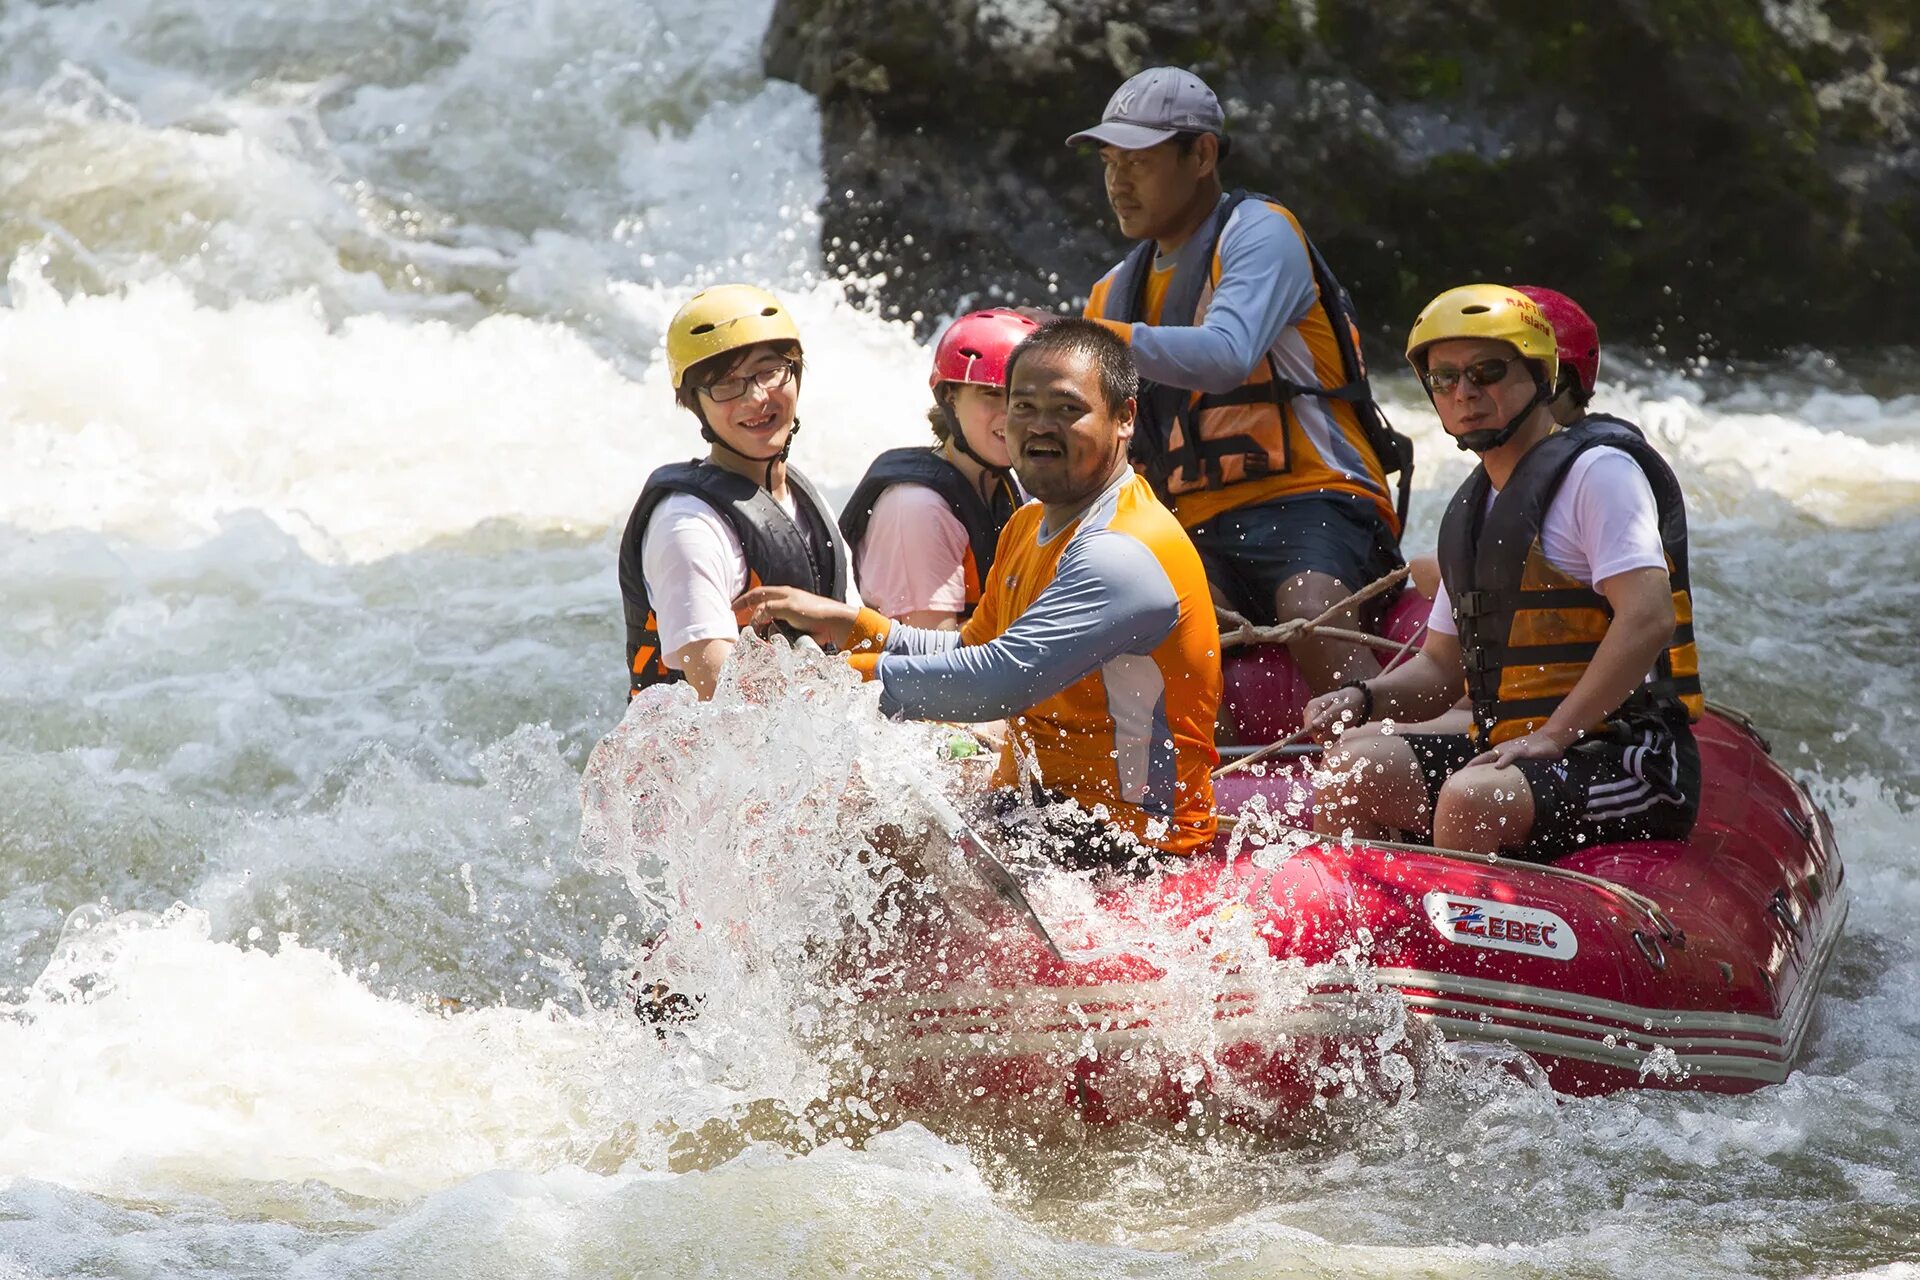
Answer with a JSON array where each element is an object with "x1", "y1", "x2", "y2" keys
[
  {"x1": 1513, "y1": 286, "x2": 1602, "y2": 424},
  {"x1": 838, "y1": 308, "x2": 1042, "y2": 629}
]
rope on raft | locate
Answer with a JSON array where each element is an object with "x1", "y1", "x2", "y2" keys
[{"x1": 1216, "y1": 564, "x2": 1412, "y2": 652}]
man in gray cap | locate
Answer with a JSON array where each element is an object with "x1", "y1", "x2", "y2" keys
[{"x1": 1071, "y1": 66, "x2": 1414, "y2": 707}]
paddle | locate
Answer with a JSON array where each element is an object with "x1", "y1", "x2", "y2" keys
[
  {"x1": 902, "y1": 770, "x2": 1067, "y2": 962},
  {"x1": 1212, "y1": 725, "x2": 1318, "y2": 780}
]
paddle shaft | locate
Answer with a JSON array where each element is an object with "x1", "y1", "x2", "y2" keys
[
  {"x1": 904, "y1": 772, "x2": 1066, "y2": 961},
  {"x1": 1212, "y1": 726, "x2": 1318, "y2": 779}
]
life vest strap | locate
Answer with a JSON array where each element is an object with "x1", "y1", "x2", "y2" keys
[{"x1": 1457, "y1": 586, "x2": 1608, "y2": 618}]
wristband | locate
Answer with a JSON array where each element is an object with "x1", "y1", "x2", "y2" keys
[{"x1": 1340, "y1": 679, "x2": 1374, "y2": 723}]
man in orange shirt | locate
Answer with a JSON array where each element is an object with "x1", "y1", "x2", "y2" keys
[
  {"x1": 1072, "y1": 66, "x2": 1414, "y2": 695},
  {"x1": 739, "y1": 319, "x2": 1221, "y2": 868}
]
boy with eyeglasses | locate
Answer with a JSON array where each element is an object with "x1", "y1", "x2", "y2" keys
[
  {"x1": 618, "y1": 285, "x2": 863, "y2": 700},
  {"x1": 1300, "y1": 286, "x2": 1703, "y2": 861}
]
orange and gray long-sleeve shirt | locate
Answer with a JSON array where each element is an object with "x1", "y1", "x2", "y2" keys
[{"x1": 845, "y1": 470, "x2": 1221, "y2": 854}]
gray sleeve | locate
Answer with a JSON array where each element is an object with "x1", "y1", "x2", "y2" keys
[
  {"x1": 1126, "y1": 204, "x2": 1319, "y2": 393},
  {"x1": 875, "y1": 530, "x2": 1180, "y2": 721},
  {"x1": 879, "y1": 623, "x2": 965, "y2": 658}
]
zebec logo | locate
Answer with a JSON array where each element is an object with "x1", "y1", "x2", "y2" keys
[{"x1": 1422, "y1": 891, "x2": 1579, "y2": 960}]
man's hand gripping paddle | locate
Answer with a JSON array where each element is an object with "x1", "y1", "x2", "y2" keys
[{"x1": 903, "y1": 771, "x2": 1066, "y2": 962}]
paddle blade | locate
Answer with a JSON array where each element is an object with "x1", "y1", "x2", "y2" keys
[{"x1": 910, "y1": 775, "x2": 1065, "y2": 962}]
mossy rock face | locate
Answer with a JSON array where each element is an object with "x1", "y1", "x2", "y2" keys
[{"x1": 764, "y1": 0, "x2": 1919, "y2": 354}]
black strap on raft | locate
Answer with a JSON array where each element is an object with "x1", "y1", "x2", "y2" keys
[
  {"x1": 838, "y1": 446, "x2": 1016, "y2": 605},
  {"x1": 1109, "y1": 190, "x2": 1414, "y2": 525},
  {"x1": 618, "y1": 459, "x2": 851, "y2": 696}
]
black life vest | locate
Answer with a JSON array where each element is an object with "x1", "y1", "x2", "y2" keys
[
  {"x1": 1092, "y1": 189, "x2": 1414, "y2": 528},
  {"x1": 1436, "y1": 418, "x2": 1704, "y2": 747},
  {"x1": 1572, "y1": 411, "x2": 1645, "y2": 440},
  {"x1": 837, "y1": 446, "x2": 1018, "y2": 618},
  {"x1": 618, "y1": 460, "x2": 850, "y2": 697}
]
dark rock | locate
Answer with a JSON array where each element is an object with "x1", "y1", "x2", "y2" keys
[{"x1": 765, "y1": 0, "x2": 1920, "y2": 356}]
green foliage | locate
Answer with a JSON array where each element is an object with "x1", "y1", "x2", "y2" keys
[{"x1": 766, "y1": 0, "x2": 1920, "y2": 354}]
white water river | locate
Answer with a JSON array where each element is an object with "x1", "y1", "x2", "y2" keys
[{"x1": 2, "y1": 1, "x2": 1917, "y2": 1275}]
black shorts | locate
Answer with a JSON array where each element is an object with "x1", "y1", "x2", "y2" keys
[
  {"x1": 1403, "y1": 713, "x2": 1702, "y2": 862},
  {"x1": 988, "y1": 786, "x2": 1157, "y2": 875},
  {"x1": 1185, "y1": 493, "x2": 1404, "y2": 626}
]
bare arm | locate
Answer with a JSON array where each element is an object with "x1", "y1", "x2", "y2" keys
[
  {"x1": 1301, "y1": 629, "x2": 1466, "y2": 743},
  {"x1": 733, "y1": 586, "x2": 860, "y2": 648},
  {"x1": 1474, "y1": 567, "x2": 1676, "y2": 758},
  {"x1": 670, "y1": 637, "x2": 735, "y2": 701}
]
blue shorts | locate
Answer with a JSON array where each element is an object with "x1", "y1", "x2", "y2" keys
[{"x1": 1185, "y1": 493, "x2": 1404, "y2": 626}]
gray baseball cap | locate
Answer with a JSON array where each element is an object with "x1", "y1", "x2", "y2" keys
[{"x1": 1065, "y1": 66, "x2": 1225, "y2": 150}]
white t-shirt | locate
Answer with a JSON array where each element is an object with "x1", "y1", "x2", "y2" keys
[
  {"x1": 1429, "y1": 446, "x2": 1667, "y2": 636},
  {"x1": 855, "y1": 482, "x2": 972, "y2": 619},
  {"x1": 640, "y1": 490, "x2": 862, "y2": 664}
]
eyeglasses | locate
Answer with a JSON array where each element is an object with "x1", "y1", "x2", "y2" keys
[
  {"x1": 1422, "y1": 357, "x2": 1519, "y2": 395},
  {"x1": 702, "y1": 360, "x2": 796, "y2": 404}
]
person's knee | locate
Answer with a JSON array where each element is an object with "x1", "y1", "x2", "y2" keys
[
  {"x1": 1408, "y1": 554, "x2": 1440, "y2": 601},
  {"x1": 1273, "y1": 570, "x2": 1346, "y2": 623},
  {"x1": 1314, "y1": 737, "x2": 1405, "y2": 824},
  {"x1": 1435, "y1": 765, "x2": 1534, "y2": 841}
]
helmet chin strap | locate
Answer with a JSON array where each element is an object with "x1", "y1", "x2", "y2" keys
[
  {"x1": 1446, "y1": 372, "x2": 1552, "y2": 454},
  {"x1": 702, "y1": 417, "x2": 800, "y2": 488},
  {"x1": 939, "y1": 400, "x2": 1015, "y2": 499}
]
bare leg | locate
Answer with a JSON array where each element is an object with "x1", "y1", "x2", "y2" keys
[
  {"x1": 1274, "y1": 570, "x2": 1380, "y2": 694},
  {"x1": 1312, "y1": 732, "x2": 1430, "y2": 841},
  {"x1": 1431, "y1": 763, "x2": 1537, "y2": 854},
  {"x1": 1408, "y1": 554, "x2": 1441, "y2": 602}
]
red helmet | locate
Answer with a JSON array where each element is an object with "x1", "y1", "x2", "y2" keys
[
  {"x1": 929, "y1": 308, "x2": 1042, "y2": 391},
  {"x1": 1513, "y1": 286, "x2": 1599, "y2": 401}
]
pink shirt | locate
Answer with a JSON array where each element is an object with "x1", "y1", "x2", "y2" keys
[{"x1": 855, "y1": 482, "x2": 972, "y2": 619}]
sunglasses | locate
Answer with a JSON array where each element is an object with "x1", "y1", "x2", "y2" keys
[
  {"x1": 703, "y1": 360, "x2": 796, "y2": 404},
  {"x1": 1422, "y1": 357, "x2": 1519, "y2": 395}
]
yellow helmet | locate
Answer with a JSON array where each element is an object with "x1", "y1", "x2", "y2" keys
[
  {"x1": 666, "y1": 284, "x2": 802, "y2": 389},
  {"x1": 1405, "y1": 284, "x2": 1559, "y2": 388}
]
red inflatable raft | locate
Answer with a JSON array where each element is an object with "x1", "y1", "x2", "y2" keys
[{"x1": 868, "y1": 627, "x2": 1848, "y2": 1129}]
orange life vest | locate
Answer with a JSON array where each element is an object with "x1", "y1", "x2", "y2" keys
[
  {"x1": 1085, "y1": 190, "x2": 1412, "y2": 533},
  {"x1": 964, "y1": 474, "x2": 1221, "y2": 854}
]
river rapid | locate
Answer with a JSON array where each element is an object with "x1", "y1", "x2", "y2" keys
[{"x1": 3, "y1": 1, "x2": 1919, "y2": 1276}]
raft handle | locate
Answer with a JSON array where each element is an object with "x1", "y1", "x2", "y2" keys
[{"x1": 1707, "y1": 701, "x2": 1772, "y2": 755}]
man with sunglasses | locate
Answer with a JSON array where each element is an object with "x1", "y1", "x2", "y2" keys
[
  {"x1": 1301, "y1": 285, "x2": 1703, "y2": 861},
  {"x1": 1405, "y1": 284, "x2": 1611, "y2": 604},
  {"x1": 1069, "y1": 66, "x2": 1414, "y2": 700}
]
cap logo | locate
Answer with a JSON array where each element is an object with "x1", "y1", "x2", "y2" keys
[{"x1": 1112, "y1": 87, "x2": 1139, "y2": 117}]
